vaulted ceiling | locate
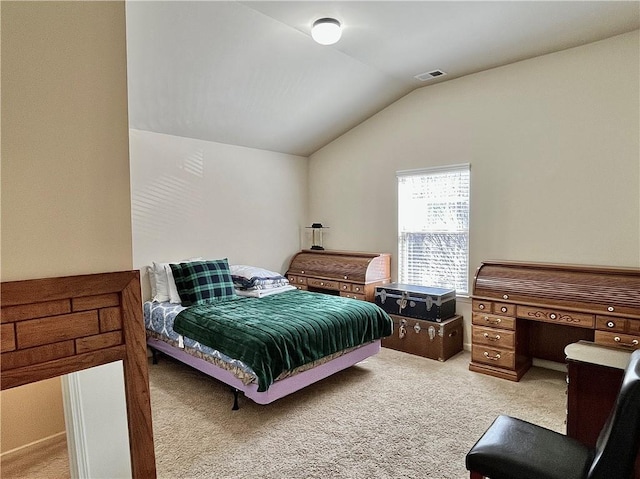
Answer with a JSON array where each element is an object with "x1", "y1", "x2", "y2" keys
[{"x1": 125, "y1": 1, "x2": 640, "y2": 157}]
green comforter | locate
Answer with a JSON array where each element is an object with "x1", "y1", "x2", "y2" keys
[{"x1": 173, "y1": 289, "x2": 393, "y2": 391}]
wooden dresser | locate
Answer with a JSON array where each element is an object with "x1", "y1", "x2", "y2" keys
[
  {"x1": 470, "y1": 260, "x2": 640, "y2": 381},
  {"x1": 286, "y1": 250, "x2": 391, "y2": 302}
]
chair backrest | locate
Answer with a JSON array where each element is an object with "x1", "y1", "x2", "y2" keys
[{"x1": 588, "y1": 349, "x2": 640, "y2": 479}]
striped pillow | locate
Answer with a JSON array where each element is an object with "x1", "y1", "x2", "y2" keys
[{"x1": 169, "y1": 259, "x2": 236, "y2": 306}]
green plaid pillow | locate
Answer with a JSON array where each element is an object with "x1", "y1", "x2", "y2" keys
[{"x1": 169, "y1": 259, "x2": 236, "y2": 306}]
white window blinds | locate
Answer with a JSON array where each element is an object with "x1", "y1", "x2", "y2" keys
[{"x1": 397, "y1": 164, "x2": 470, "y2": 294}]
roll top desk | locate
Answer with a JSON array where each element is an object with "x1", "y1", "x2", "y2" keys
[
  {"x1": 470, "y1": 260, "x2": 640, "y2": 380},
  {"x1": 286, "y1": 250, "x2": 391, "y2": 302}
]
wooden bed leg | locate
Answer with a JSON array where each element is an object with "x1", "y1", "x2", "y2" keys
[
  {"x1": 232, "y1": 388, "x2": 240, "y2": 411},
  {"x1": 151, "y1": 348, "x2": 159, "y2": 365}
]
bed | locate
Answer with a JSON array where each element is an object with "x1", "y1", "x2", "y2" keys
[{"x1": 143, "y1": 258, "x2": 393, "y2": 408}]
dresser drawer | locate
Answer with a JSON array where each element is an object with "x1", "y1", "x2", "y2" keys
[
  {"x1": 517, "y1": 306, "x2": 594, "y2": 329},
  {"x1": 596, "y1": 315, "x2": 627, "y2": 333},
  {"x1": 472, "y1": 325, "x2": 515, "y2": 349},
  {"x1": 471, "y1": 345, "x2": 515, "y2": 369},
  {"x1": 472, "y1": 312, "x2": 516, "y2": 331},
  {"x1": 629, "y1": 319, "x2": 640, "y2": 335},
  {"x1": 307, "y1": 278, "x2": 339, "y2": 290},
  {"x1": 594, "y1": 331, "x2": 640, "y2": 350}
]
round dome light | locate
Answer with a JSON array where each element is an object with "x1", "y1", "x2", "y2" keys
[{"x1": 311, "y1": 18, "x2": 342, "y2": 45}]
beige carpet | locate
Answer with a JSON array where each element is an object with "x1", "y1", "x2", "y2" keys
[
  {"x1": 1, "y1": 434, "x2": 70, "y2": 479},
  {"x1": 150, "y1": 348, "x2": 566, "y2": 479}
]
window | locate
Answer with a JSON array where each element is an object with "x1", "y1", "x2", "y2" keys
[{"x1": 397, "y1": 164, "x2": 470, "y2": 295}]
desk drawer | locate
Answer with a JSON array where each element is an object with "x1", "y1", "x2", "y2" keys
[
  {"x1": 493, "y1": 302, "x2": 516, "y2": 316},
  {"x1": 471, "y1": 345, "x2": 515, "y2": 369},
  {"x1": 472, "y1": 300, "x2": 492, "y2": 313},
  {"x1": 594, "y1": 331, "x2": 640, "y2": 350},
  {"x1": 340, "y1": 292, "x2": 365, "y2": 301},
  {"x1": 472, "y1": 325, "x2": 515, "y2": 349},
  {"x1": 307, "y1": 278, "x2": 339, "y2": 290},
  {"x1": 472, "y1": 312, "x2": 516, "y2": 331},
  {"x1": 596, "y1": 316, "x2": 627, "y2": 333},
  {"x1": 351, "y1": 284, "x2": 365, "y2": 295},
  {"x1": 517, "y1": 306, "x2": 594, "y2": 329},
  {"x1": 288, "y1": 275, "x2": 307, "y2": 286}
]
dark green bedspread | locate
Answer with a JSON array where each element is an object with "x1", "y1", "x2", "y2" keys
[{"x1": 173, "y1": 290, "x2": 393, "y2": 391}]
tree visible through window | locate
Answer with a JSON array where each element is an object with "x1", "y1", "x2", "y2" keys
[{"x1": 397, "y1": 164, "x2": 470, "y2": 294}]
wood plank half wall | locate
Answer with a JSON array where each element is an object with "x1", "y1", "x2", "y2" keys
[{"x1": 0, "y1": 271, "x2": 156, "y2": 478}]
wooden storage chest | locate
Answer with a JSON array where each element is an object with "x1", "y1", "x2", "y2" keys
[{"x1": 382, "y1": 314, "x2": 463, "y2": 361}]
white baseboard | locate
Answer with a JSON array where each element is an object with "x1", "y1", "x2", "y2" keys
[{"x1": 1, "y1": 431, "x2": 66, "y2": 462}]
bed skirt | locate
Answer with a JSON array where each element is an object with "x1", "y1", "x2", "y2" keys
[{"x1": 147, "y1": 337, "x2": 381, "y2": 405}]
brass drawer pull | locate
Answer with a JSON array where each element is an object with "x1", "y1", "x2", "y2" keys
[
  {"x1": 483, "y1": 332, "x2": 501, "y2": 341},
  {"x1": 614, "y1": 336, "x2": 639, "y2": 347},
  {"x1": 484, "y1": 316, "x2": 501, "y2": 325},
  {"x1": 607, "y1": 321, "x2": 615, "y2": 328},
  {"x1": 500, "y1": 307, "x2": 507, "y2": 313},
  {"x1": 478, "y1": 304, "x2": 486, "y2": 310},
  {"x1": 483, "y1": 351, "x2": 501, "y2": 360}
]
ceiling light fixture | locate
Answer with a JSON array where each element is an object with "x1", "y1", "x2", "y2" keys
[{"x1": 311, "y1": 18, "x2": 342, "y2": 45}]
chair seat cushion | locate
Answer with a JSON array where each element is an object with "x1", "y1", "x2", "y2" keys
[{"x1": 466, "y1": 415, "x2": 594, "y2": 479}]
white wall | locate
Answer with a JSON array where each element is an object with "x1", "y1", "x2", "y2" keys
[
  {"x1": 308, "y1": 31, "x2": 640, "y2": 348},
  {"x1": 129, "y1": 129, "x2": 308, "y2": 296}
]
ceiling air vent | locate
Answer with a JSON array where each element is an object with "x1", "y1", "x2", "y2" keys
[{"x1": 414, "y1": 70, "x2": 447, "y2": 82}]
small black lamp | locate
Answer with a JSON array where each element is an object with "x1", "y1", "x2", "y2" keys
[{"x1": 306, "y1": 223, "x2": 329, "y2": 250}]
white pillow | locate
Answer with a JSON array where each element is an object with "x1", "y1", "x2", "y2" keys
[
  {"x1": 151, "y1": 262, "x2": 170, "y2": 302},
  {"x1": 146, "y1": 266, "x2": 158, "y2": 301},
  {"x1": 230, "y1": 264, "x2": 283, "y2": 280},
  {"x1": 151, "y1": 257, "x2": 203, "y2": 303}
]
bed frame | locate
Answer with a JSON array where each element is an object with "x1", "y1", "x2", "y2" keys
[
  {"x1": 1, "y1": 271, "x2": 156, "y2": 478},
  {"x1": 147, "y1": 337, "x2": 382, "y2": 409}
]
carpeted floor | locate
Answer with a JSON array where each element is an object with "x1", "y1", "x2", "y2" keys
[
  {"x1": 0, "y1": 348, "x2": 566, "y2": 478},
  {"x1": 149, "y1": 348, "x2": 566, "y2": 479},
  {"x1": 1, "y1": 434, "x2": 70, "y2": 479}
]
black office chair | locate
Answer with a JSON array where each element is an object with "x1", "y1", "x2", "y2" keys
[{"x1": 466, "y1": 349, "x2": 640, "y2": 479}]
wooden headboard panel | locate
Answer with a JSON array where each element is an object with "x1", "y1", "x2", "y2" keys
[{"x1": 1, "y1": 271, "x2": 156, "y2": 478}]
